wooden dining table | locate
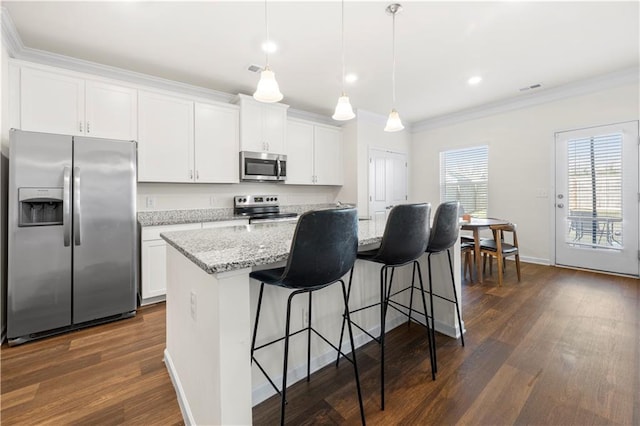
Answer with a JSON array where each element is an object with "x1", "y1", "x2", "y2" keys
[{"x1": 460, "y1": 217, "x2": 511, "y2": 283}]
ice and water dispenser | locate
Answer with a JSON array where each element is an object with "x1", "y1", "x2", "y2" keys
[{"x1": 18, "y1": 188, "x2": 64, "y2": 227}]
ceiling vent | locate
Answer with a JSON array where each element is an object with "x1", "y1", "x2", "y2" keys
[
  {"x1": 519, "y1": 83, "x2": 542, "y2": 92},
  {"x1": 248, "y1": 64, "x2": 263, "y2": 73}
]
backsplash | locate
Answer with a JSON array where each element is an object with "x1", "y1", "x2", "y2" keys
[{"x1": 137, "y1": 182, "x2": 343, "y2": 211}]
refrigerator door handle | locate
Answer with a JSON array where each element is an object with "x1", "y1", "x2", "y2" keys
[
  {"x1": 73, "y1": 167, "x2": 81, "y2": 246},
  {"x1": 63, "y1": 166, "x2": 71, "y2": 246}
]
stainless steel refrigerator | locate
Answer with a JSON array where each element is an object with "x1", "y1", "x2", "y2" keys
[{"x1": 8, "y1": 129, "x2": 137, "y2": 345}]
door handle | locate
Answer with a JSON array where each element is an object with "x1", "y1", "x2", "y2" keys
[
  {"x1": 73, "y1": 167, "x2": 82, "y2": 246},
  {"x1": 63, "y1": 166, "x2": 71, "y2": 246},
  {"x1": 557, "y1": 203, "x2": 564, "y2": 208}
]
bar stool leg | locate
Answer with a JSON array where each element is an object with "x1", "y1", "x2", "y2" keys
[
  {"x1": 280, "y1": 290, "x2": 300, "y2": 426},
  {"x1": 341, "y1": 279, "x2": 366, "y2": 426},
  {"x1": 251, "y1": 283, "x2": 265, "y2": 361},
  {"x1": 426, "y1": 253, "x2": 438, "y2": 373},
  {"x1": 307, "y1": 291, "x2": 312, "y2": 381},
  {"x1": 415, "y1": 260, "x2": 436, "y2": 380},
  {"x1": 335, "y1": 268, "x2": 354, "y2": 368},
  {"x1": 446, "y1": 249, "x2": 465, "y2": 347},
  {"x1": 407, "y1": 262, "x2": 416, "y2": 327},
  {"x1": 379, "y1": 265, "x2": 387, "y2": 410}
]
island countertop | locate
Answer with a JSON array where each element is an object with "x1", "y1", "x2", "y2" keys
[{"x1": 161, "y1": 219, "x2": 384, "y2": 275}]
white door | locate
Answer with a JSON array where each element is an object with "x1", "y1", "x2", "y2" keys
[
  {"x1": 85, "y1": 80, "x2": 137, "y2": 140},
  {"x1": 20, "y1": 67, "x2": 85, "y2": 135},
  {"x1": 368, "y1": 148, "x2": 407, "y2": 229},
  {"x1": 555, "y1": 121, "x2": 639, "y2": 276},
  {"x1": 194, "y1": 102, "x2": 239, "y2": 183},
  {"x1": 138, "y1": 91, "x2": 194, "y2": 182}
]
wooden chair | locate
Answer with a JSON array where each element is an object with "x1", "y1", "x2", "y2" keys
[
  {"x1": 461, "y1": 240, "x2": 474, "y2": 281},
  {"x1": 480, "y1": 223, "x2": 521, "y2": 286}
]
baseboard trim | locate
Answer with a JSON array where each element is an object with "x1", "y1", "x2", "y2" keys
[
  {"x1": 519, "y1": 256, "x2": 551, "y2": 265},
  {"x1": 164, "y1": 349, "x2": 195, "y2": 426}
]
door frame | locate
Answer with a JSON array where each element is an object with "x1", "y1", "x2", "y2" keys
[{"x1": 551, "y1": 120, "x2": 639, "y2": 276}]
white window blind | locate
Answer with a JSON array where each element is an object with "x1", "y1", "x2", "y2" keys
[
  {"x1": 440, "y1": 145, "x2": 488, "y2": 218},
  {"x1": 566, "y1": 133, "x2": 623, "y2": 247}
]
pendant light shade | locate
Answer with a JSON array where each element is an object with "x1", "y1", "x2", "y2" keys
[
  {"x1": 384, "y1": 108, "x2": 404, "y2": 132},
  {"x1": 333, "y1": 93, "x2": 356, "y2": 120},
  {"x1": 384, "y1": 3, "x2": 403, "y2": 132},
  {"x1": 333, "y1": 0, "x2": 355, "y2": 121},
  {"x1": 254, "y1": 0, "x2": 283, "y2": 103},
  {"x1": 254, "y1": 66, "x2": 283, "y2": 103}
]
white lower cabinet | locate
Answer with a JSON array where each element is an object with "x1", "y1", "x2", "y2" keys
[{"x1": 140, "y1": 220, "x2": 248, "y2": 304}]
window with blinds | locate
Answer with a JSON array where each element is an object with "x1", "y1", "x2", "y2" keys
[
  {"x1": 440, "y1": 145, "x2": 489, "y2": 218},
  {"x1": 566, "y1": 133, "x2": 623, "y2": 248}
]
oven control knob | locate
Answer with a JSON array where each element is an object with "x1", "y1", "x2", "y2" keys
[{"x1": 273, "y1": 197, "x2": 277, "y2": 201}]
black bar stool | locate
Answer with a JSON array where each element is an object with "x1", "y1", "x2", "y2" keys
[
  {"x1": 250, "y1": 207, "x2": 365, "y2": 426},
  {"x1": 337, "y1": 203, "x2": 434, "y2": 410},
  {"x1": 408, "y1": 201, "x2": 465, "y2": 373}
]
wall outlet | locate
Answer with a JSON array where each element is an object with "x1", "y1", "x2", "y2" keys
[
  {"x1": 145, "y1": 196, "x2": 156, "y2": 208},
  {"x1": 190, "y1": 290, "x2": 197, "y2": 320},
  {"x1": 209, "y1": 196, "x2": 216, "y2": 206}
]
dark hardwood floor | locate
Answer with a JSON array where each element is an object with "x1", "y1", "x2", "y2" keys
[{"x1": 1, "y1": 262, "x2": 638, "y2": 425}]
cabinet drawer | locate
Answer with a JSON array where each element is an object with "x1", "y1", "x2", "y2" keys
[{"x1": 141, "y1": 223, "x2": 201, "y2": 241}]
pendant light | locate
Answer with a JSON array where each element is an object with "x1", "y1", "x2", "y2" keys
[
  {"x1": 332, "y1": 0, "x2": 355, "y2": 121},
  {"x1": 384, "y1": 3, "x2": 404, "y2": 132},
  {"x1": 254, "y1": 0, "x2": 283, "y2": 103}
]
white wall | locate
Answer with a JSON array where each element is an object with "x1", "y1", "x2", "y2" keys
[
  {"x1": 410, "y1": 82, "x2": 640, "y2": 264},
  {"x1": 137, "y1": 182, "x2": 341, "y2": 211},
  {"x1": 337, "y1": 109, "x2": 412, "y2": 217}
]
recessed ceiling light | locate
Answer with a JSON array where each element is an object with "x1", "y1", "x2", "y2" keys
[
  {"x1": 345, "y1": 73, "x2": 358, "y2": 83},
  {"x1": 467, "y1": 76, "x2": 482, "y2": 85},
  {"x1": 261, "y1": 40, "x2": 277, "y2": 54}
]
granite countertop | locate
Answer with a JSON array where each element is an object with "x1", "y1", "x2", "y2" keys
[
  {"x1": 137, "y1": 204, "x2": 342, "y2": 227},
  {"x1": 161, "y1": 218, "x2": 384, "y2": 275}
]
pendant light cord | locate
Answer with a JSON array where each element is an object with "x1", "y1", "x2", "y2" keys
[
  {"x1": 391, "y1": 9, "x2": 396, "y2": 106},
  {"x1": 341, "y1": 0, "x2": 345, "y2": 94},
  {"x1": 264, "y1": 0, "x2": 270, "y2": 67}
]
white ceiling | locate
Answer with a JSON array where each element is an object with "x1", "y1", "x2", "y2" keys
[{"x1": 3, "y1": 1, "x2": 639, "y2": 124}]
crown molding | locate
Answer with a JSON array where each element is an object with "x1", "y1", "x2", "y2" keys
[
  {"x1": 287, "y1": 108, "x2": 338, "y2": 126},
  {"x1": 1, "y1": 7, "x2": 23, "y2": 56},
  {"x1": 412, "y1": 67, "x2": 640, "y2": 133}
]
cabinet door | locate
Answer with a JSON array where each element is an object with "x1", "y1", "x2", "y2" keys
[
  {"x1": 85, "y1": 80, "x2": 137, "y2": 140},
  {"x1": 20, "y1": 67, "x2": 85, "y2": 135},
  {"x1": 263, "y1": 105, "x2": 286, "y2": 153},
  {"x1": 141, "y1": 240, "x2": 168, "y2": 300},
  {"x1": 239, "y1": 100, "x2": 264, "y2": 152},
  {"x1": 138, "y1": 91, "x2": 194, "y2": 182},
  {"x1": 314, "y1": 126, "x2": 343, "y2": 185},
  {"x1": 285, "y1": 120, "x2": 315, "y2": 185},
  {"x1": 194, "y1": 102, "x2": 239, "y2": 183}
]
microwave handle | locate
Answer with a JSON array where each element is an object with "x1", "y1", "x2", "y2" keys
[{"x1": 277, "y1": 160, "x2": 282, "y2": 178}]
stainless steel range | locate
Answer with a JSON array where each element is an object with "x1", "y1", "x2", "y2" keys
[{"x1": 234, "y1": 195, "x2": 298, "y2": 224}]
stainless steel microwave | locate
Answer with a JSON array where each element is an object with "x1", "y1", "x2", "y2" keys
[{"x1": 240, "y1": 151, "x2": 287, "y2": 182}]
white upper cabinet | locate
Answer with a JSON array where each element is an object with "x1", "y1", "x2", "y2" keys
[
  {"x1": 286, "y1": 119, "x2": 343, "y2": 186},
  {"x1": 20, "y1": 67, "x2": 85, "y2": 136},
  {"x1": 236, "y1": 94, "x2": 288, "y2": 153},
  {"x1": 286, "y1": 120, "x2": 315, "y2": 184},
  {"x1": 19, "y1": 66, "x2": 137, "y2": 140},
  {"x1": 313, "y1": 125, "x2": 343, "y2": 185},
  {"x1": 85, "y1": 80, "x2": 137, "y2": 140},
  {"x1": 194, "y1": 102, "x2": 240, "y2": 183},
  {"x1": 138, "y1": 91, "x2": 194, "y2": 182}
]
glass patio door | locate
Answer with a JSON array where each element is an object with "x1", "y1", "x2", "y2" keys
[{"x1": 554, "y1": 121, "x2": 639, "y2": 276}]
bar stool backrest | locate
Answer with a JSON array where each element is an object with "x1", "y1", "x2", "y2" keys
[
  {"x1": 427, "y1": 201, "x2": 461, "y2": 253},
  {"x1": 372, "y1": 203, "x2": 431, "y2": 265},
  {"x1": 281, "y1": 207, "x2": 358, "y2": 289}
]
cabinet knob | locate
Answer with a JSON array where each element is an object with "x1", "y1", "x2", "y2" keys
[
  {"x1": 196, "y1": 170, "x2": 199, "y2": 180},
  {"x1": 79, "y1": 121, "x2": 83, "y2": 132},
  {"x1": 189, "y1": 170, "x2": 193, "y2": 180},
  {"x1": 86, "y1": 122, "x2": 91, "y2": 134}
]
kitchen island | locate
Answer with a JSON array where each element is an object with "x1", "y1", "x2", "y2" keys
[{"x1": 161, "y1": 218, "x2": 462, "y2": 425}]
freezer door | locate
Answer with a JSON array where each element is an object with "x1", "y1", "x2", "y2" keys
[
  {"x1": 7, "y1": 130, "x2": 73, "y2": 338},
  {"x1": 72, "y1": 137, "x2": 137, "y2": 323}
]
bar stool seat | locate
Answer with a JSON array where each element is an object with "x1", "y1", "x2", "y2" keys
[
  {"x1": 337, "y1": 203, "x2": 435, "y2": 411},
  {"x1": 250, "y1": 207, "x2": 365, "y2": 426}
]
